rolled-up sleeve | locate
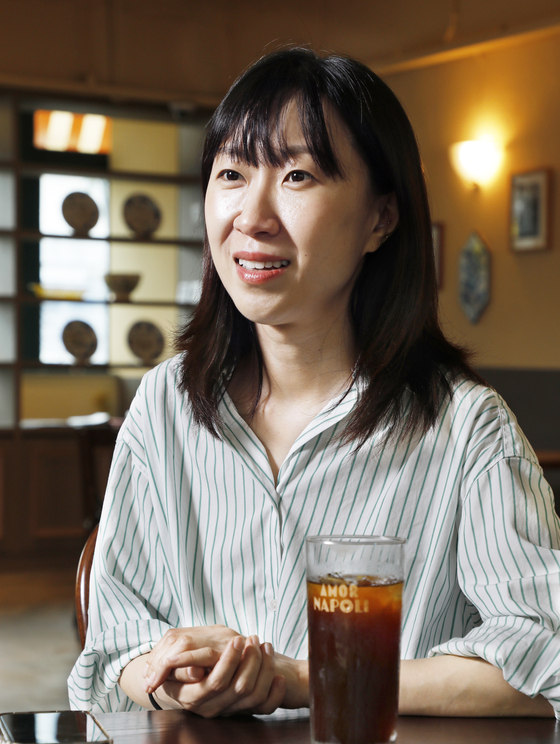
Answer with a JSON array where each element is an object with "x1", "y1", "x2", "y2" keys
[
  {"x1": 430, "y1": 455, "x2": 560, "y2": 718},
  {"x1": 67, "y1": 432, "x2": 178, "y2": 712}
]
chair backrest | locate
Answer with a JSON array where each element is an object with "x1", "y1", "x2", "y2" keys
[{"x1": 75, "y1": 523, "x2": 99, "y2": 649}]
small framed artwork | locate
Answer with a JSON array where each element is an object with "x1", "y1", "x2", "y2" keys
[
  {"x1": 510, "y1": 169, "x2": 552, "y2": 251},
  {"x1": 432, "y1": 222, "x2": 444, "y2": 287}
]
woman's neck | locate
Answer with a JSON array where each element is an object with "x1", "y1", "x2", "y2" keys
[
  {"x1": 228, "y1": 318, "x2": 356, "y2": 482},
  {"x1": 233, "y1": 316, "x2": 356, "y2": 412}
]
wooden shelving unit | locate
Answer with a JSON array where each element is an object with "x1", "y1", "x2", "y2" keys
[{"x1": 0, "y1": 90, "x2": 211, "y2": 569}]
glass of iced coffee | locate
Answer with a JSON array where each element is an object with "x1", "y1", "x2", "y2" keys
[{"x1": 306, "y1": 535, "x2": 406, "y2": 744}]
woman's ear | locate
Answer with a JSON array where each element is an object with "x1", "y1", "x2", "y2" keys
[{"x1": 368, "y1": 192, "x2": 399, "y2": 253}]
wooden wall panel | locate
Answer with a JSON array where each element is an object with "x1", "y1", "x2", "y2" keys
[
  {"x1": 0, "y1": 437, "x2": 15, "y2": 547},
  {"x1": 0, "y1": 0, "x2": 559, "y2": 104},
  {"x1": 0, "y1": 440, "x2": 5, "y2": 540},
  {"x1": 27, "y1": 437, "x2": 85, "y2": 539},
  {"x1": 0, "y1": 429, "x2": 116, "y2": 570}
]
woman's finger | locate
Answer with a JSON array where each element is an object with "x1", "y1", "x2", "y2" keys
[
  {"x1": 166, "y1": 660, "x2": 211, "y2": 684},
  {"x1": 179, "y1": 666, "x2": 206, "y2": 682},
  {"x1": 251, "y1": 675, "x2": 287, "y2": 715},
  {"x1": 144, "y1": 632, "x2": 193, "y2": 680},
  {"x1": 231, "y1": 636, "x2": 262, "y2": 693},
  {"x1": 199, "y1": 635, "x2": 247, "y2": 696},
  {"x1": 196, "y1": 638, "x2": 276, "y2": 718},
  {"x1": 143, "y1": 626, "x2": 243, "y2": 684},
  {"x1": 221, "y1": 641, "x2": 278, "y2": 714},
  {"x1": 162, "y1": 646, "x2": 220, "y2": 685},
  {"x1": 144, "y1": 645, "x2": 222, "y2": 692},
  {"x1": 155, "y1": 641, "x2": 286, "y2": 718},
  {"x1": 166, "y1": 646, "x2": 221, "y2": 672},
  {"x1": 157, "y1": 636, "x2": 247, "y2": 715}
]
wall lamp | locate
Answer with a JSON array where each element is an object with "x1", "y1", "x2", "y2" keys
[{"x1": 450, "y1": 137, "x2": 503, "y2": 188}]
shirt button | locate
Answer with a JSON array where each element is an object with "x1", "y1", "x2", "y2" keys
[{"x1": 269, "y1": 599, "x2": 277, "y2": 611}]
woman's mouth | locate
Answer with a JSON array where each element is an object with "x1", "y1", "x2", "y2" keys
[
  {"x1": 234, "y1": 256, "x2": 290, "y2": 284},
  {"x1": 236, "y1": 258, "x2": 290, "y2": 270}
]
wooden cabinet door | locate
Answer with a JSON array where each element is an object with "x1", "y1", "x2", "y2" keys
[
  {"x1": 26, "y1": 436, "x2": 85, "y2": 539},
  {"x1": 0, "y1": 437, "x2": 8, "y2": 542}
]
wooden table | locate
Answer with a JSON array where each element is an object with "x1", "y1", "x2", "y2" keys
[{"x1": 96, "y1": 710, "x2": 560, "y2": 743}]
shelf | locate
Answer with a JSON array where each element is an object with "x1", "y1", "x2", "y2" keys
[
  {"x1": 14, "y1": 229, "x2": 203, "y2": 247},
  {"x1": 19, "y1": 162, "x2": 201, "y2": 185},
  {"x1": 19, "y1": 295, "x2": 196, "y2": 307},
  {"x1": 0, "y1": 88, "x2": 212, "y2": 566},
  {"x1": 20, "y1": 361, "x2": 161, "y2": 371}
]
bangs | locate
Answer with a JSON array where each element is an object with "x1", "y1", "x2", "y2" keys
[{"x1": 202, "y1": 53, "x2": 345, "y2": 190}]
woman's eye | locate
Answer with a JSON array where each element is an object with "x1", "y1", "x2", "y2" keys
[
  {"x1": 286, "y1": 170, "x2": 311, "y2": 183},
  {"x1": 219, "y1": 170, "x2": 241, "y2": 181}
]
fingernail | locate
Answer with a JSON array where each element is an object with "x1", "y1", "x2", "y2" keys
[
  {"x1": 264, "y1": 642, "x2": 274, "y2": 656},
  {"x1": 251, "y1": 634, "x2": 260, "y2": 646},
  {"x1": 233, "y1": 635, "x2": 245, "y2": 651}
]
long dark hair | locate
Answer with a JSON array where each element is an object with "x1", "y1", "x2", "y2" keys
[{"x1": 176, "y1": 47, "x2": 482, "y2": 446}]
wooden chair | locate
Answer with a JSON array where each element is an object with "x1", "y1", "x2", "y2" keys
[{"x1": 75, "y1": 523, "x2": 99, "y2": 649}]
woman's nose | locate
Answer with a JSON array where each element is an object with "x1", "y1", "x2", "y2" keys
[{"x1": 233, "y1": 181, "x2": 280, "y2": 237}]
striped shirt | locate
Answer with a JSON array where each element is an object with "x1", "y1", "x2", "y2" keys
[{"x1": 68, "y1": 356, "x2": 560, "y2": 718}]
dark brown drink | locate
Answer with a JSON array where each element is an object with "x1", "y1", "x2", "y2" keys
[{"x1": 307, "y1": 575, "x2": 403, "y2": 744}]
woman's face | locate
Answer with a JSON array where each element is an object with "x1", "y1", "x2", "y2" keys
[{"x1": 204, "y1": 102, "x2": 395, "y2": 335}]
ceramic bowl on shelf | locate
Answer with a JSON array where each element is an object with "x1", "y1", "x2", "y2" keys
[{"x1": 104, "y1": 273, "x2": 141, "y2": 302}]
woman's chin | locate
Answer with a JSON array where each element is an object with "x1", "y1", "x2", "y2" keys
[{"x1": 231, "y1": 297, "x2": 292, "y2": 328}]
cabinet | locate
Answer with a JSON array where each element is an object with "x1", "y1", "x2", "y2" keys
[{"x1": 0, "y1": 92, "x2": 211, "y2": 568}]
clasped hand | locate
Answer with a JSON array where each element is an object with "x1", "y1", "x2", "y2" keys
[{"x1": 141, "y1": 624, "x2": 307, "y2": 718}]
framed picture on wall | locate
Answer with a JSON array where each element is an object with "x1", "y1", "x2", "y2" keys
[
  {"x1": 510, "y1": 169, "x2": 552, "y2": 251},
  {"x1": 432, "y1": 222, "x2": 444, "y2": 287}
]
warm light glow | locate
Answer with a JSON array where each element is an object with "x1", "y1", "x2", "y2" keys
[
  {"x1": 77, "y1": 114, "x2": 107, "y2": 153},
  {"x1": 44, "y1": 111, "x2": 74, "y2": 151},
  {"x1": 450, "y1": 136, "x2": 503, "y2": 186},
  {"x1": 33, "y1": 111, "x2": 112, "y2": 154}
]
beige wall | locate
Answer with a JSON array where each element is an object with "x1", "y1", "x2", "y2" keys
[
  {"x1": 384, "y1": 31, "x2": 560, "y2": 369},
  {"x1": 108, "y1": 118, "x2": 182, "y2": 368}
]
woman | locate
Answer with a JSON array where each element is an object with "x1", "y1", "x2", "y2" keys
[{"x1": 68, "y1": 48, "x2": 560, "y2": 719}]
